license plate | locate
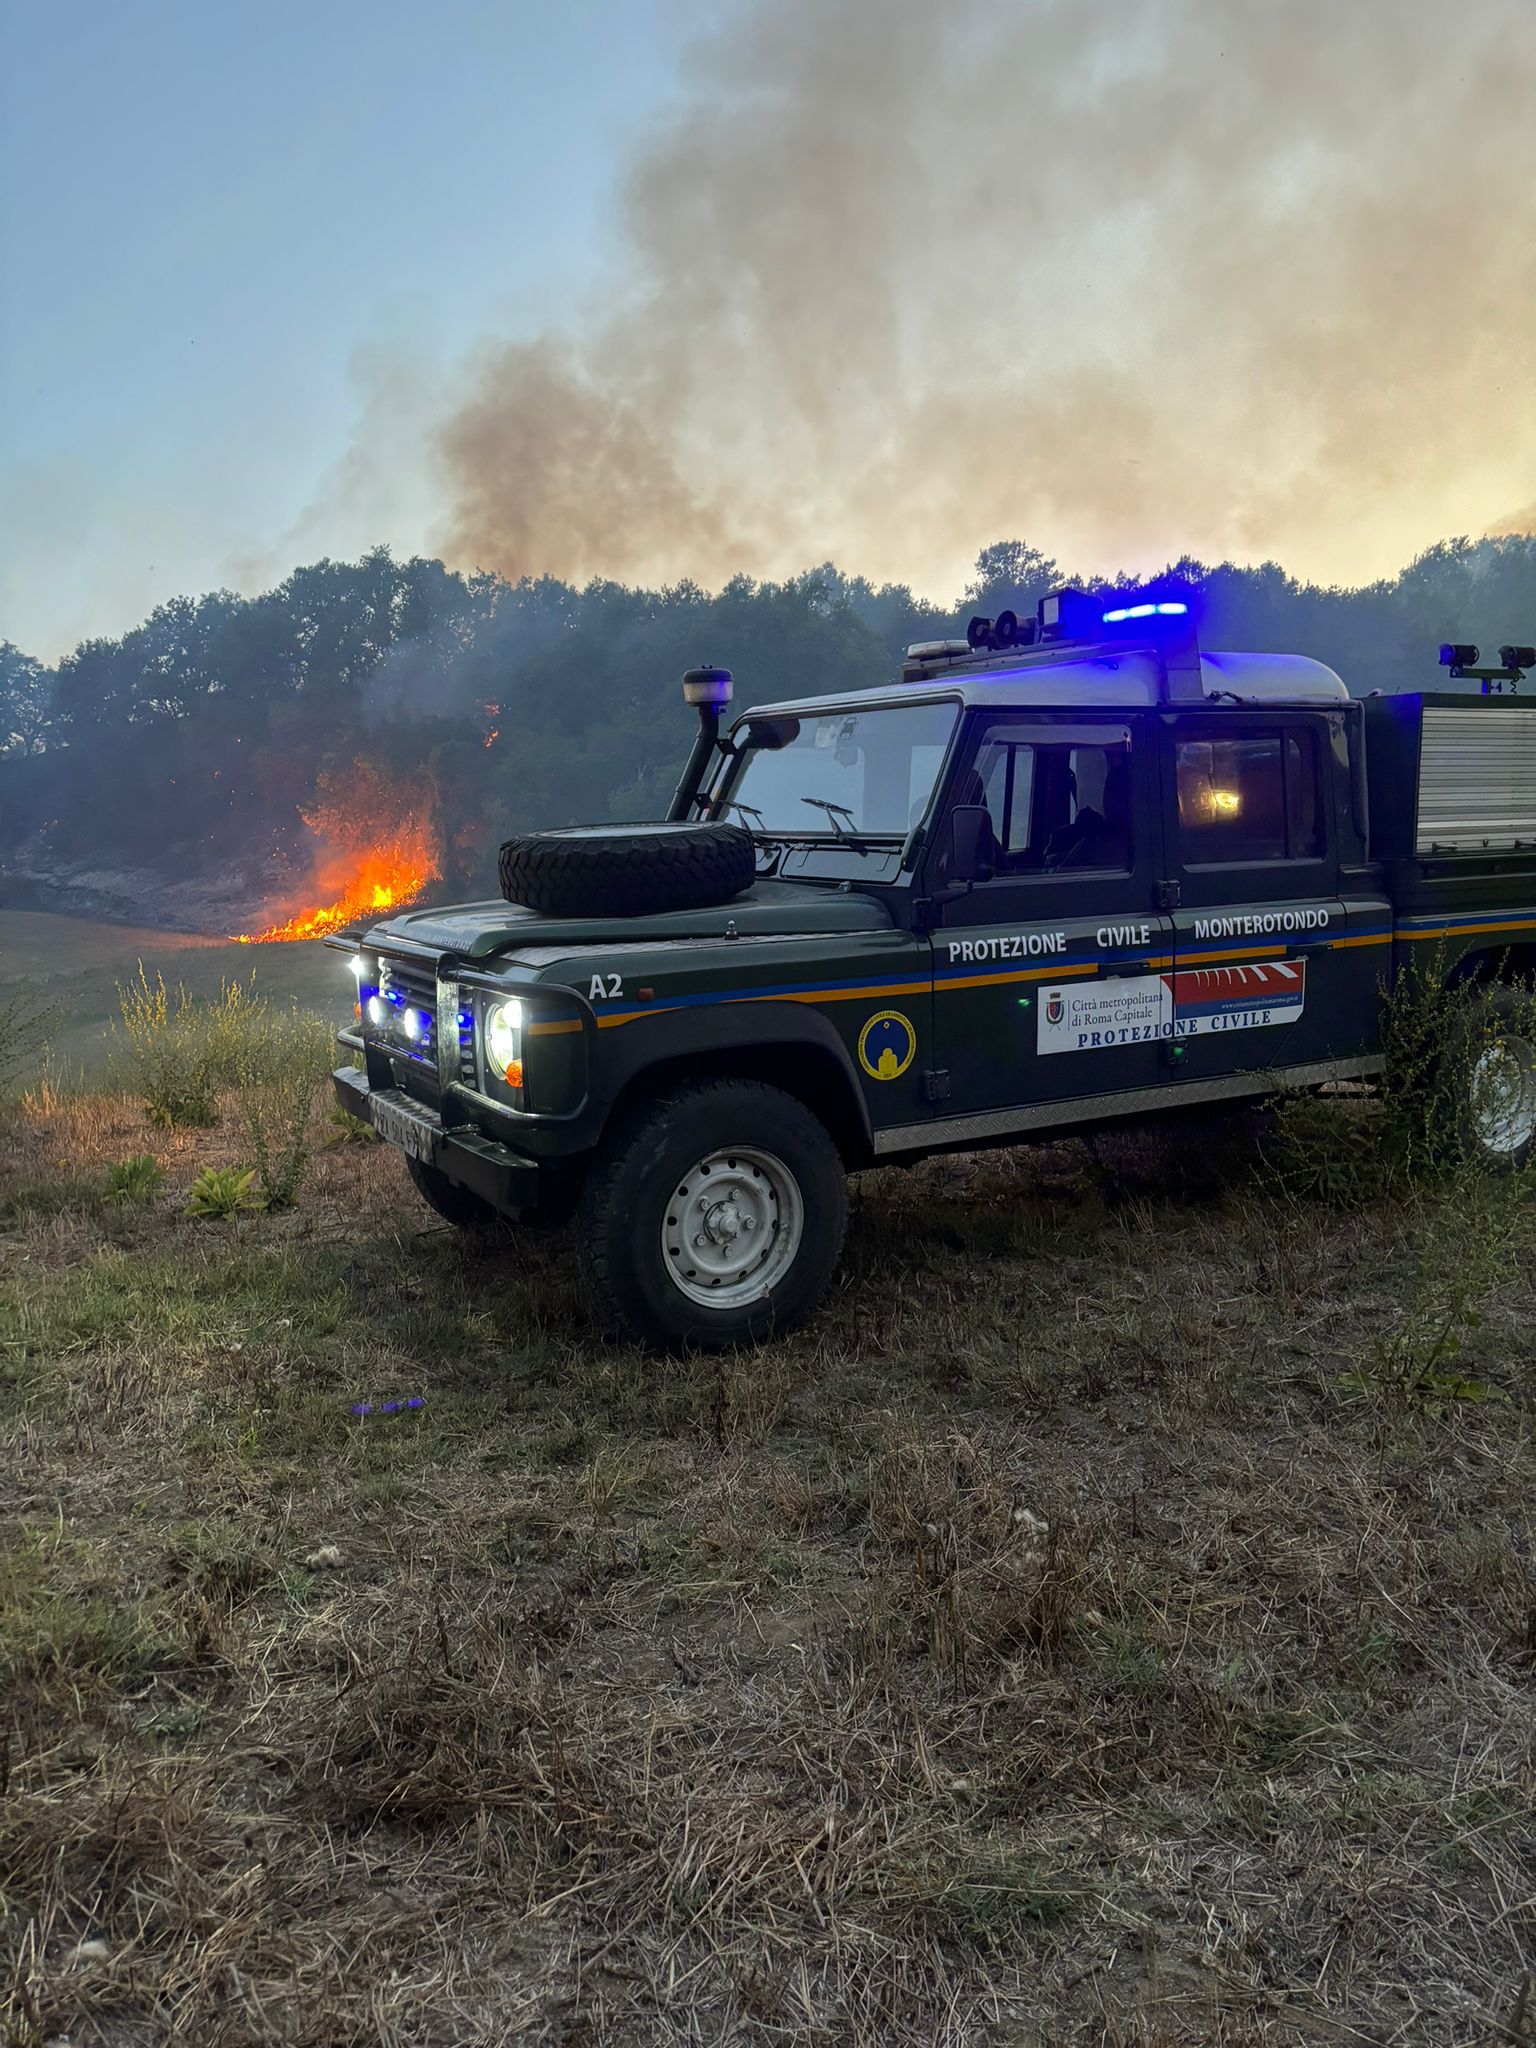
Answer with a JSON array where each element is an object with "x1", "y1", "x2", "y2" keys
[{"x1": 370, "y1": 1091, "x2": 439, "y2": 1163}]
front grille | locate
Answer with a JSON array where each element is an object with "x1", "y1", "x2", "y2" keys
[{"x1": 372, "y1": 955, "x2": 477, "y2": 1084}]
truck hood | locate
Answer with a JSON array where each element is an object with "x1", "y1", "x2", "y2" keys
[{"x1": 365, "y1": 878, "x2": 894, "y2": 961}]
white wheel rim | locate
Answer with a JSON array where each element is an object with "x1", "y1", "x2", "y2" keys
[
  {"x1": 1469, "y1": 1036, "x2": 1536, "y2": 1156},
  {"x1": 661, "y1": 1146, "x2": 804, "y2": 1309}
]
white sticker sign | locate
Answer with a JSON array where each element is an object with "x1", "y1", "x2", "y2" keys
[{"x1": 1038, "y1": 961, "x2": 1307, "y2": 1055}]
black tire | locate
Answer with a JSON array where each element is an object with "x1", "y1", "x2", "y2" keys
[
  {"x1": 497, "y1": 822, "x2": 754, "y2": 918},
  {"x1": 578, "y1": 1079, "x2": 848, "y2": 1352},
  {"x1": 1447, "y1": 987, "x2": 1536, "y2": 1172}
]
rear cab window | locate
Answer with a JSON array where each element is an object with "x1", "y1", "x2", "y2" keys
[{"x1": 1174, "y1": 724, "x2": 1325, "y2": 867}]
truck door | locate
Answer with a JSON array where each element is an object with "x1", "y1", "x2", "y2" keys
[
  {"x1": 930, "y1": 712, "x2": 1175, "y2": 1123},
  {"x1": 1159, "y1": 709, "x2": 1375, "y2": 1083}
]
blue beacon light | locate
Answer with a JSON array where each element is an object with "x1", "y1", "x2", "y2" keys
[
  {"x1": 1102, "y1": 600, "x2": 1190, "y2": 624},
  {"x1": 1102, "y1": 600, "x2": 1189, "y2": 624}
]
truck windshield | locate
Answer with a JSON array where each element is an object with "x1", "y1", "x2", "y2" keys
[{"x1": 719, "y1": 701, "x2": 958, "y2": 839}]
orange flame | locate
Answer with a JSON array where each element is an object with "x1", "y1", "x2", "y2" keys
[{"x1": 234, "y1": 771, "x2": 441, "y2": 944}]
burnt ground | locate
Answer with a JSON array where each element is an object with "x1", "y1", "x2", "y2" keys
[{"x1": 1, "y1": 1084, "x2": 1533, "y2": 2047}]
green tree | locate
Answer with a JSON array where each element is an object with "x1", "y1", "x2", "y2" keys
[{"x1": 0, "y1": 642, "x2": 53, "y2": 755}]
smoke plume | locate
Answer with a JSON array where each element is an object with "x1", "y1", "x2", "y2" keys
[{"x1": 437, "y1": 0, "x2": 1536, "y2": 597}]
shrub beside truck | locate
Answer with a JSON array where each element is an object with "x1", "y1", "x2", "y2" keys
[{"x1": 330, "y1": 593, "x2": 1536, "y2": 1349}]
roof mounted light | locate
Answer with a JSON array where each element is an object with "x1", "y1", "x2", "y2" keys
[
  {"x1": 1440, "y1": 639, "x2": 1532, "y2": 692},
  {"x1": 1037, "y1": 588, "x2": 1100, "y2": 640},
  {"x1": 682, "y1": 665, "x2": 733, "y2": 708},
  {"x1": 1103, "y1": 600, "x2": 1189, "y2": 624}
]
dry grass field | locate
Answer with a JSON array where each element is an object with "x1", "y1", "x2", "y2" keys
[{"x1": 1, "y1": 943, "x2": 1533, "y2": 2046}]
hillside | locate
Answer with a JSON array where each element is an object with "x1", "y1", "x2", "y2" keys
[{"x1": 0, "y1": 911, "x2": 354, "y2": 1074}]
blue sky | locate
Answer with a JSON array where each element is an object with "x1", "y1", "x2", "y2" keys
[
  {"x1": 0, "y1": 0, "x2": 703, "y2": 655},
  {"x1": 3, "y1": 0, "x2": 1530, "y2": 659}
]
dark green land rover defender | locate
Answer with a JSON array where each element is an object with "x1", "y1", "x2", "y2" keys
[{"x1": 331, "y1": 591, "x2": 1536, "y2": 1349}]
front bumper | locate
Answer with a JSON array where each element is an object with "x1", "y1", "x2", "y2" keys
[{"x1": 333, "y1": 1065, "x2": 547, "y2": 1212}]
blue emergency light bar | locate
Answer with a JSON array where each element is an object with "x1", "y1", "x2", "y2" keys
[
  {"x1": 955, "y1": 588, "x2": 1196, "y2": 659},
  {"x1": 1102, "y1": 600, "x2": 1189, "y2": 624}
]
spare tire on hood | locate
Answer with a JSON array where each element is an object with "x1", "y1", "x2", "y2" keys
[{"x1": 497, "y1": 822, "x2": 755, "y2": 919}]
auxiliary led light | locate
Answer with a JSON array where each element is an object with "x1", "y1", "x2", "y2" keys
[
  {"x1": 366, "y1": 995, "x2": 386, "y2": 1027},
  {"x1": 347, "y1": 954, "x2": 367, "y2": 979},
  {"x1": 402, "y1": 1007, "x2": 427, "y2": 1044}
]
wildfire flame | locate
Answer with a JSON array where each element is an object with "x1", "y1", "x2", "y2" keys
[{"x1": 234, "y1": 772, "x2": 441, "y2": 944}]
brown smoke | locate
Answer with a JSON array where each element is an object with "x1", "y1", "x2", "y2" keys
[
  {"x1": 438, "y1": 0, "x2": 1536, "y2": 596},
  {"x1": 1488, "y1": 503, "x2": 1536, "y2": 538}
]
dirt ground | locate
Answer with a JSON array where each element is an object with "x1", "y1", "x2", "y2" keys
[{"x1": 1, "y1": 1067, "x2": 1533, "y2": 2046}]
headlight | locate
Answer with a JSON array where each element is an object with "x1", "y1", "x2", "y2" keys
[{"x1": 484, "y1": 999, "x2": 524, "y2": 1088}]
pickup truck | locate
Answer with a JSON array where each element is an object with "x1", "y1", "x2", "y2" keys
[{"x1": 330, "y1": 590, "x2": 1536, "y2": 1350}]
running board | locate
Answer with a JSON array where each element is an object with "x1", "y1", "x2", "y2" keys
[{"x1": 871, "y1": 1055, "x2": 1384, "y2": 1156}]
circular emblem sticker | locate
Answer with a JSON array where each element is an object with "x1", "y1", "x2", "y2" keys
[{"x1": 858, "y1": 1009, "x2": 917, "y2": 1081}]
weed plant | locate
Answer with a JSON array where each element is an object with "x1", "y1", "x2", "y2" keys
[
  {"x1": 235, "y1": 1010, "x2": 335, "y2": 1208},
  {"x1": 102, "y1": 1154, "x2": 166, "y2": 1206},
  {"x1": 113, "y1": 966, "x2": 222, "y2": 1126},
  {"x1": 184, "y1": 1165, "x2": 263, "y2": 1219},
  {"x1": 113, "y1": 968, "x2": 335, "y2": 1205},
  {"x1": 1266, "y1": 957, "x2": 1536, "y2": 1399}
]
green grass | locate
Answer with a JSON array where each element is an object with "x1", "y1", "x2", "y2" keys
[{"x1": 0, "y1": 1529, "x2": 187, "y2": 1692}]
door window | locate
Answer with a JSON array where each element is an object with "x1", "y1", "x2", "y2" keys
[
  {"x1": 1175, "y1": 727, "x2": 1323, "y2": 865},
  {"x1": 967, "y1": 720, "x2": 1134, "y2": 874}
]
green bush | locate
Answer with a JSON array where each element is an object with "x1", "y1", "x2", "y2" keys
[
  {"x1": 1264, "y1": 1090, "x2": 1391, "y2": 1207},
  {"x1": 1262, "y1": 961, "x2": 1536, "y2": 1400},
  {"x1": 198, "y1": 973, "x2": 273, "y2": 1086},
  {"x1": 1348, "y1": 1170, "x2": 1531, "y2": 1404},
  {"x1": 114, "y1": 966, "x2": 220, "y2": 1127},
  {"x1": 1358, "y1": 962, "x2": 1533, "y2": 1399},
  {"x1": 114, "y1": 970, "x2": 335, "y2": 1203},
  {"x1": 102, "y1": 1154, "x2": 167, "y2": 1205},
  {"x1": 1269, "y1": 961, "x2": 1536, "y2": 1206}
]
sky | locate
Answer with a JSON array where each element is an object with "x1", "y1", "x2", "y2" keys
[
  {"x1": 1, "y1": 0, "x2": 1532, "y2": 661},
  {"x1": 0, "y1": 0, "x2": 700, "y2": 656}
]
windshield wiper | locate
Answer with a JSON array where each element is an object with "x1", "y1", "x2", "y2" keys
[
  {"x1": 724, "y1": 801, "x2": 767, "y2": 830},
  {"x1": 799, "y1": 797, "x2": 875, "y2": 850}
]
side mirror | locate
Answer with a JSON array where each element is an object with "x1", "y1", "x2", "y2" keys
[{"x1": 945, "y1": 804, "x2": 996, "y2": 885}]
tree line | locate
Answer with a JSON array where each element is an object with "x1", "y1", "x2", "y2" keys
[{"x1": 2, "y1": 534, "x2": 1532, "y2": 900}]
